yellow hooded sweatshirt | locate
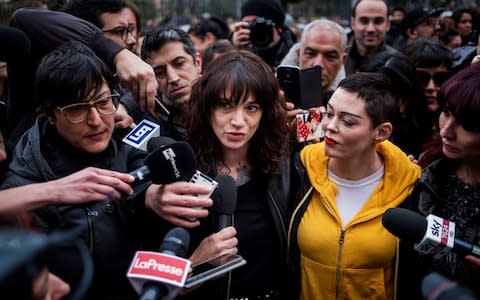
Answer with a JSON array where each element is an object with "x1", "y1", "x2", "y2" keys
[{"x1": 297, "y1": 141, "x2": 420, "y2": 300}]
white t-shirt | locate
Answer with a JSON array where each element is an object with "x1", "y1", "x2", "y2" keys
[{"x1": 328, "y1": 165, "x2": 384, "y2": 225}]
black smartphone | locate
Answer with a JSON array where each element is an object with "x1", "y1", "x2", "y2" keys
[
  {"x1": 277, "y1": 65, "x2": 323, "y2": 109},
  {"x1": 184, "y1": 254, "x2": 246, "y2": 288},
  {"x1": 277, "y1": 65, "x2": 301, "y2": 106},
  {"x1": 299, "y1": 65, "x2": 323, "y2": 109}
]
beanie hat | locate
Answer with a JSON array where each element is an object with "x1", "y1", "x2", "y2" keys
[{"x1": 241, "y1": 0, "x2": 285, "y2": 26}]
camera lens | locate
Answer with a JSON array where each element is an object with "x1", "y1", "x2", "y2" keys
[{"x1": 248, "y1": 17, "x2": 274, "y2": 49}]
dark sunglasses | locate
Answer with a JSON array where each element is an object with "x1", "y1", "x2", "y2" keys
[{"x1": 416, "y1": 70, "x2": 451, "y2": 87}]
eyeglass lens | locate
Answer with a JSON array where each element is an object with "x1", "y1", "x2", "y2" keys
[{"x1": 63, "y1": 95, "x2": 119, "y2": 122}]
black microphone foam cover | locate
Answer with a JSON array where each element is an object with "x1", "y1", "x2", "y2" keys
[
  {"x1": 212, "y1": 175, "x2": 237, "y2": 215},
  {"x1": 144, "y1": 142, "x2": 197, "y2": 184},
  {"x1": 147, "y1": 136, "x2": 178, "y2": 153},
  {"x1": 159, "y1": 227, "x2": 190, "y2": 258},
  {"x1": 382, "y1": 208, "x2": 427, "y2": 243}
]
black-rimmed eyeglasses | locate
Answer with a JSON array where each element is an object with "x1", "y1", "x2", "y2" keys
[{"x1": 102, "y1": 24, "x2": 136, "y2": 42}]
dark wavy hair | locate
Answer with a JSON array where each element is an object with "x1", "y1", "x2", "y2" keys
[{"x1": 185, "y1": 50, "x2": 288, "y2": 176}]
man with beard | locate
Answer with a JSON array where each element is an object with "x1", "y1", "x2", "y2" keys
[
  {"x1": 345, "y1": 0, "x2": 396, "y2": 75},
  {"x1": 122, "y1": 26, "x2": 202, "y2": 140}
]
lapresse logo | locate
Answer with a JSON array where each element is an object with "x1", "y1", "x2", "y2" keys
[{"x1": 127, "y1": 251, "x2": 190, "y2": 287}]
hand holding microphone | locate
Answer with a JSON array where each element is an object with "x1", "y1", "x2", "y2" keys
[
  {"x1": 187, "y1": 175, "x2": 239, "y2": 265},
  {"x1": 146, "y1": 182, "x2": 214, "y2": 228},
  {"x1": 141, "y1": 136, "x2": 220, "y2": 228},
  {"x1": 188, "y1": 227, "x2": 238, "y2": 266},
  {"x1": 382, "y1": 208, "x2": 480, "y2": 259}
]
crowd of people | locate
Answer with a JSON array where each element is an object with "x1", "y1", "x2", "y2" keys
[{"x1": 1, "y1": 0, "x2": 480, "y2": 299}]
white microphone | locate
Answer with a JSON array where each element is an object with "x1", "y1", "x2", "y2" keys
[
  {"x1": 382, "y1": 208, "x2": 480, "y2": 259},
  {"x1": 122, "y1": 119, "x2": 161, "y2": 151},
  {"x1": 127, "y1": 227, "x2": 191, "y2": 300}
]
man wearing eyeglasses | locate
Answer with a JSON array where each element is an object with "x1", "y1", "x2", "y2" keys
[
  {"x1": 63, "y1": 0, "x2": 140, "y2": 52},
  {"x1": 6, "y1": 2, "x2": 157, "y2": 149},
  {"x1": 394, "y1": 8, "x2": 443, "y2": 51}
]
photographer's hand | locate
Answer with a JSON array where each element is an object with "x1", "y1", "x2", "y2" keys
[{"x1": 232, "y1": 21, "x2": 251, "y2": 49}]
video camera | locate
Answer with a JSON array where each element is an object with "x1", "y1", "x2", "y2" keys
[
  {"x1": 247, "y1": 17, "x2": 275, "y2": 49},
  {"x1": 0, "y1": 228, "x2": 93, "y2": 300}
]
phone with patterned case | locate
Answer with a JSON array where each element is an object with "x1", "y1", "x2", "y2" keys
[{"x1": 296, "y1": 109, "x2": 324, "y2": 143}]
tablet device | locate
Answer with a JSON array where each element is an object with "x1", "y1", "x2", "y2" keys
[{"x1": 184, "y1": 254, "x2": 246, "y2": 289}]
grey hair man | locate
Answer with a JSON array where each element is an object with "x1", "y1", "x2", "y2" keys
[{"x1": 281, "y1": 18, "x2": 347, "y2": 103}]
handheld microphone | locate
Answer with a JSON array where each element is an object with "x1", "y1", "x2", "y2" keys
[
  {"x1": 382, "y1": 208, "x2": 480, "y2": 259},
  {"x1": 211, "y1": 175, "x2": 237, "y2": 232},
  {"x1": 127, "y1": 227, "x2": 191, "y2": 300},
  {"x1": 146, "y1": 136, "x2": 178, "y2": 153},
  {"x1": 422, "y1": 272, "x2": 478, "y2": 300},
  {"x1": 129, "y1": 142, "x2": 197, "y2": 185}
]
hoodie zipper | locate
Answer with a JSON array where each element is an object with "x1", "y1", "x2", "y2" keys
[
  {"x1": 85, "y1": 207, "x2": 97, "y2": 252},
  {"x1": 335, "y1": 229, "x2": 346, "y2": 300},
  {"x1": 322, "y1": 199, "x2": 383, "y2": 300}
]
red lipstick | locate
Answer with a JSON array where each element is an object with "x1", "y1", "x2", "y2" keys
[{"x1": 324, "y1": 137, "x2": 337, "y2": 145}]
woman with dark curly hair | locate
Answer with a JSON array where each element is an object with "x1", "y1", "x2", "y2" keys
[
  {"x1": 186, "y1": 50, "x2": 288, "y2": 177},
  {"x1": 153, "y1": 50, "x2": 291, "y2": 300},
  {"x1": 186, "y1": 49, "x2": 291, "y2": 300}
]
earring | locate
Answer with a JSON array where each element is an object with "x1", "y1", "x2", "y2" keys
[{"x1": 47, "y1": 117, "x2": 54, "y2": 124}]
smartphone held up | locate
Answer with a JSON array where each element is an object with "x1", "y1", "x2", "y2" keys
[{"x1": 277, "y1": 65, "x2": 323, "y2": 109}]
